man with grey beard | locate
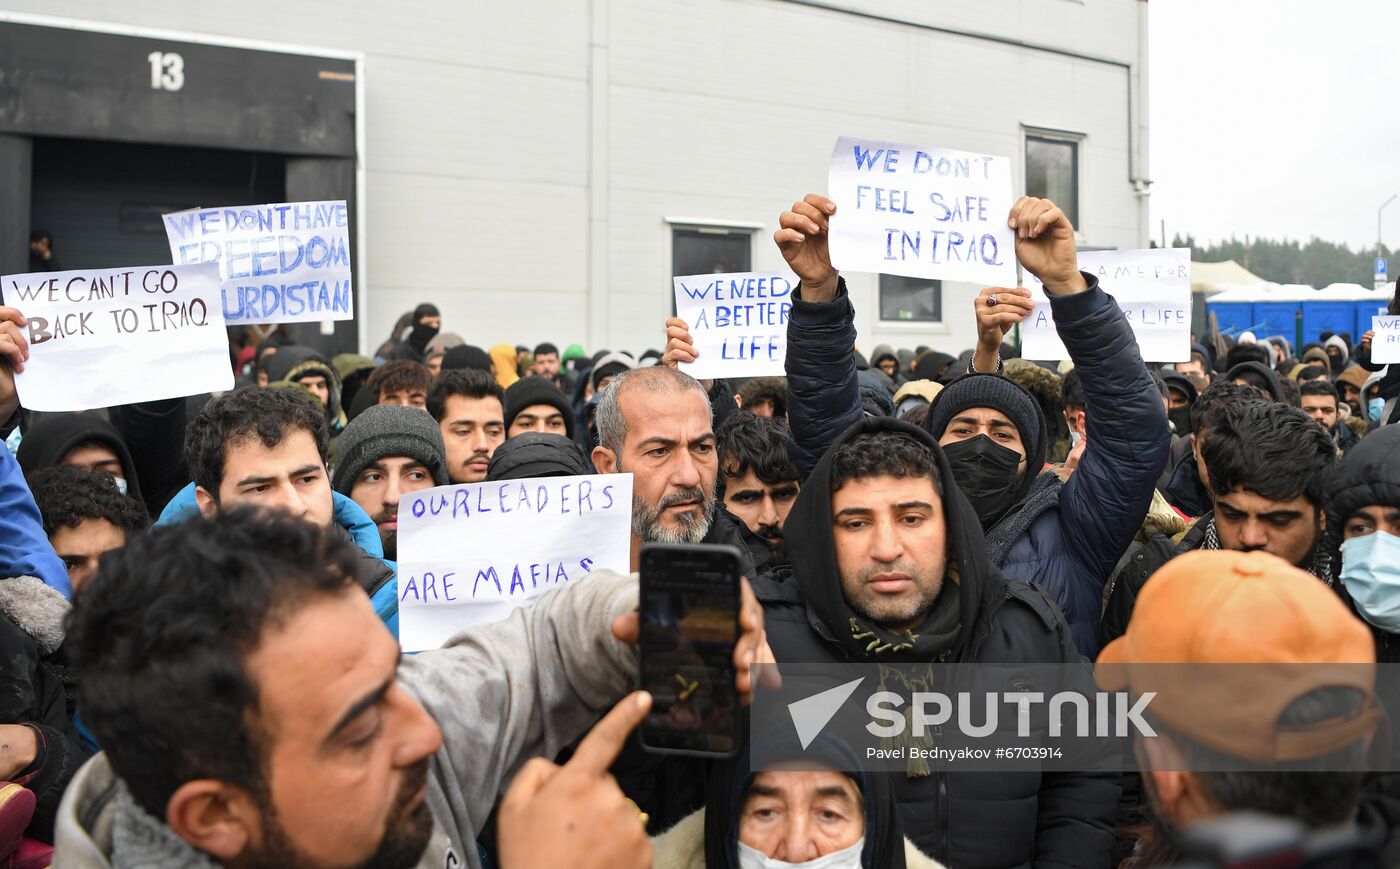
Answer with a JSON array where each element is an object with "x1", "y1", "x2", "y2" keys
[{"x1": 592, "y1": 366, "x2": 756, "y2": 577}]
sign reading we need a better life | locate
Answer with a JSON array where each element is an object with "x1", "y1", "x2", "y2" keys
[
  {"x1": 4, "y1": 263, "x2": 233, "y2": 411},
  {"x1": 1372, "y1": 315, "x2": 1400, "y2": 364},
  {"x1": 396, "y1": 474, "x2": 634, "y2": 652},
  {"x1": 1021, "y1": 248, "x2": 1192, "y2": 363},
  {"x1": 673, "y1": 271, "x2": 795, "y2": 379},
  {"x1": 827, "y1": 135, "x2": 1017, "y2": 285},
  {"x1": 163, "y1": 200, "x2": 352, "y2": 325}
]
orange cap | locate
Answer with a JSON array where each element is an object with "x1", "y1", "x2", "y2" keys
[{"x1": 1097, "y1": 551, "x2": 1379, "y2": 762}]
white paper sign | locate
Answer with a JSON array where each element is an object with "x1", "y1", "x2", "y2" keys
[
  {"x1": 163, "y1": 200, "x2": 353, "y2": 325},
  {"x1": 674, "y1": 272, "x2": 794, "y2": 379},
  {"x1": 1372, "y1": 315, "x2": 1400, "y2": 364},
  {"x1": 1021, "y1": 248, "x2": 1192, "y2": 363},
  {"x1": 827, "y1": 135, "x2": 1016, "y2": 285},
  {"x1": 5, "y1": 264, "x2": 233, "y2": 411},
  {"x1": 397, "y1": 473, "x2": 634, "y2": 651}
]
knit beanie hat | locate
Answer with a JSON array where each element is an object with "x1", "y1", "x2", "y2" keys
[
  {"x1": 923, "y1": 373, "x2": 1046, "y2": 463},
  {"x1": 503, "y1": 376, "x2": 575, "y2": 438},
  {"x1": 441, "y1": 344, "x2": 493, "y2": 374},
  {"x1": 332, "y1": 404, "x2": 449, "y2": 494},
  {"x1": 486, "y1": 433, "x2": 590, "y2": 481},
  {"x1": 590, "y1": 352, "x2": 637, "y2": 393}
]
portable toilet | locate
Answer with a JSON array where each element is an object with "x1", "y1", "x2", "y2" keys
[
  {"x1": 1358, "y1": 284, "x2": 1394, "y2": 338},
  {"x1": 1206, "y1": 286, "x2": 1264, "y2": 336},
  {"x1": 1252, "y1": 301, "x2": 1303, "y2": 344},
  {"x1": 1305, "y1": 284, "x2": 1370, "y2": 345}
]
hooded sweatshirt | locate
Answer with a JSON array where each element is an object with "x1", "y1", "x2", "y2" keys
[
  {"x1": 262, "y1": 345, "x2": 347, "y2": 434},
  {"x1": 658, "y1": 716, "x2": 929, "y2": 869},
  {"x1": 489, "y1": 343, "x2": 520, "y2": 390},
  {"x1": 17, "y1": 414, "x2": 145, "y2": 511},
  {"x1": 752, "y1": 417, "x2": 1118, "y2": 867}
]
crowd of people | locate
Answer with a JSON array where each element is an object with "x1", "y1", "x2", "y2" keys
[{"x1": 0, "y1": 193, "x2": 1397, "y2": 868}]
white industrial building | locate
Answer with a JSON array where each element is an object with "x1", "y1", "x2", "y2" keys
[{"x1": 0, "y1": 1, "x2": 1150, "y2": 357}]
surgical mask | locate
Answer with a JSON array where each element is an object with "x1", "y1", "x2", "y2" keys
[
  {"x1": 942, "y1": 434, "x2": 1024, "y2": 529},
  {"x1": 112, "y1": 476, "x2": 129, "y2": 497},
  {"x1": 1369, "y1": 397, "x2": 1385, "y2": 423},
  {"x1": 738, "y1": 836, "x2": 865, "y2": 869},
  {"x1": 1340, "y1": 531, "x2": 1400, "y2": 632}
]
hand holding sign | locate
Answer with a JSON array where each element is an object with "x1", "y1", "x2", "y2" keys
[
  {"x1": 497, "y1": 691, "x2": 654, "y2": 869},
  {"x1": 671, "y1": 273, "x2": 793, "y2": 380},
  {"x1": 0, "y1": 306, "x2": 29, "y2": 422},
  {"x1": 1008, "y1": 196, "x2": 1086, "y2": 296},
  {"x1": 1371, "y1": 316, "x2": 1400, "y2": 364},
  {"x1": 774, "y1": 194, "x2": 840, "y2": 302}
]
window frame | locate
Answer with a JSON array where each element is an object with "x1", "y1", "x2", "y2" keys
[{"x1": 1022, "y1": 126, "x2": 1085, "y2": 238}]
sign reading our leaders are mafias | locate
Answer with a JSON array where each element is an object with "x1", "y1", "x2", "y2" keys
[
  {"x1": 827, "y1": 136, "x2": 1017, "y2": 285},
  {"x1": 4, "y1": 263, "x2": 233, "y2": 411},
  {"x1": 673, "y1": 271, "x2": 795, "y2": 379},
  {"x1": 163, "y1": 200, "x2": 353, "y2": 325},
  {"x1": 396, "y1": 473, "x2": 634, "y2": 652},
  {"x1": 1021, "y1": 248, "x2": 1192, "y2": 363}
]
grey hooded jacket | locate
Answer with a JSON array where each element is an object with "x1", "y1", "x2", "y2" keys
[{"x1": 52, "y1": 569, "x2": 639, "y2": 868}]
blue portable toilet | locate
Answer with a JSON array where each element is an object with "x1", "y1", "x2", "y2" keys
[
  {"x1": 1252, "y1": 302, "x2": 1301, "y2": 343},
  {"x1": 1301, "y1": 301, "x2": 1358, "y2": 345}
]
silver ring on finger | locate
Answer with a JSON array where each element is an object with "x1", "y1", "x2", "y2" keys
[{"x1": 986, "y1": 294, "x2": 999, "y2": 307}]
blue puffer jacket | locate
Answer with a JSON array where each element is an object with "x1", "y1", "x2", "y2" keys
[
  {"x1": 785, "y1": 275, "x2": 1170, "y2": 658},
  {"x1": 157, "y1": 483, "x2": 400, "y2": 635},
  {"x1": 0, "y1": 446, "x2": 69, "y2": 597}
]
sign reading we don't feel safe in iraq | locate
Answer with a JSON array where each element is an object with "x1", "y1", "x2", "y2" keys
[
  {"x1": 827, "y1": 135, "x2": 1017, "y2": 286},
  {"x1": 396, "y1": 474, "x2": 634, "y2": 652},
  {"x1": 163, "y1": 200, "x2": 353, "y2": 325}
]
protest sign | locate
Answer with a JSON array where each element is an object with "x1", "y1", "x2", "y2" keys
[
  {"x1": 163, "y1": 200, "x2": 352, "y2": 325},
  {"x1": 1372, "y1": 315, "x2": 1400, "y2": 364},
  {"x1": 397, "y1": 473, "x2": 634, "y2": 652},
  {"x1": 673, "y1": 271, "x2": 794, "y2": 379},
  {"x1": 827, "y1": 136, "x2": 1016, "y2": 285},
  {"x1": 5, "y1": 263, "x2": 232, "y2": 411},
  {"x1": 1021, "y1": 248, "x2": 1191, "y2": 363}
]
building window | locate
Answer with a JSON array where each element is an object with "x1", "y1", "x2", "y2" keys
[
  {"x1": 1025, "y1": 134, "x2": 1079, "y2": 228},
  {"x1": 671, "y1": 227, "x2": 752, "y2": 279},
  {"x1": 879, "y1": 274, "x2": 942, "y2": 322}
]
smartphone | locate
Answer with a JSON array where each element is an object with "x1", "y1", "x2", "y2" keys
[{"x1": 638, "y1": 542, "x2": 743, "y2": 757}]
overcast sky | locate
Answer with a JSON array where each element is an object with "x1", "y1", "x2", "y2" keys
[{"x1": 1149, "y1": 1, "x2": 1400, "y2": 253}]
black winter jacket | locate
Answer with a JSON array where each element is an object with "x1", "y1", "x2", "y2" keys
[
  {"x1": 784, "y1": 276, "x2": 1170, "y2": 658},
  {"x1": 0, "y1": 577, "x2": 91, "y2": 842},
  {"x1": 754, "y1": 417, "x2": 1119, "y2": 868}
]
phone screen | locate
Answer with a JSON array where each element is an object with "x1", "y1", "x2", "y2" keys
[{"x1": 639, "y1": 543, "x2": 741, "y2": 757}]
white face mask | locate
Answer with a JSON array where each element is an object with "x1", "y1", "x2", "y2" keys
[{"x1": 737, "y1": 836, "x2": 865, "y2": 869}]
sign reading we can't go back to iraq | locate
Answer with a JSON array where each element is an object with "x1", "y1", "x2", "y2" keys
[
  {"x1": 163, "y1": 200, "x2": 353, "y2": 325},
  {"x1": 5, "y1": 263, "x2": 233, "y2": 411},
  {"x1": 827, "y1": 135, "x2": 1017, "y2": 286}
]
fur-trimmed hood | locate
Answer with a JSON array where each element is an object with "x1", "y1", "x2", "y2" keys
[
  {"x1": 0, "y1": 576, "x2": 70, "y2": 655},
  {"x1": 651, "y1": 809, "x2": 946, "y2": 869}
]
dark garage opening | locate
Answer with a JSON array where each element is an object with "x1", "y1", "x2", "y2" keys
[{"x1": 30, "y1": 137, "x2": 286, "y2": 272}]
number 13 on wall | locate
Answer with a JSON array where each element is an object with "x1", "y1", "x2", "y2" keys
[{"x1": 147, "y1": 51, "x2": 185, "y2": 92}]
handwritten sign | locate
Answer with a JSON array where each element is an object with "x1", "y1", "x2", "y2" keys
[
  {"x1": 1021, "y1": 248, "x2": 1191, "y2": 363},
  {"x1": 1373, "y1": 315, "x2": 1400, "y2": 364},
  {"x1": 163, "y1": 200, "x2": 352, "y2": 325},
  {"x1": 397, "y1": 473, "x2": 634, "y2": 651},
  {"x1": 827, "y1": 136, "x2": 1016, "y2": 285},
  {"x1": 4, "y1": 263, "x2": 232, "y2": 411},
  {"x1": 673, "y1": 272, "x2": 794, "y2": 379}
]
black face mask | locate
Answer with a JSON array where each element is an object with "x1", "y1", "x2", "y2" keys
[
  {"x1": 1168, "y1": 405, "x2": 1193, "y2": 437},
  {"x1": 409, "y1": 321, "x2": 439, "y2": 352},
  {"x1": 942, "y1": 434, "x2": 1024, "y2": 529}
]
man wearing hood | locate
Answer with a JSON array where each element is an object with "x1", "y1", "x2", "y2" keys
[
  {"x1": 869, "y1": 345, "x2": 905, "y2": 387},
  {"x1": 772, "y1": 193, "x2": 1170, "y2": 659},
  {"x1": 18, "y1": 414, "x2": 146, "y2": 511},
  {"x1": 752, "y1": 417, "x2": 1118, "y2": 867},
  {"x1": 1224, "y1": 360, "x2": 1286, "y2": 403},
  {"x1": 332, "y1": 404, "x2": 449, "y2": 561},
  {"x1": 651, "y1": 716, "x2": 944, "y2": 869},
  {"x1": 261, "y1": 344, "x2": 348, "y2": 435},
  {"x1": 388, "y1": 303, "x2": 442, "y2": 364},
  {"x1": 1325, "y1": 424, "x2": 1400, "y2": 661},
  {"x1": 1323, "y1": 333, "x2": 1351, "y2": 375},
  {"x1": 158, "y1": 387, "x2": 401, "y2": 633},
  {"x1": 1159, "y1": 371, "x2": 1198, "y2": 440},
  {"x1": 1337, "y1": 363, "x2": 1371, "y2": 417}
]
